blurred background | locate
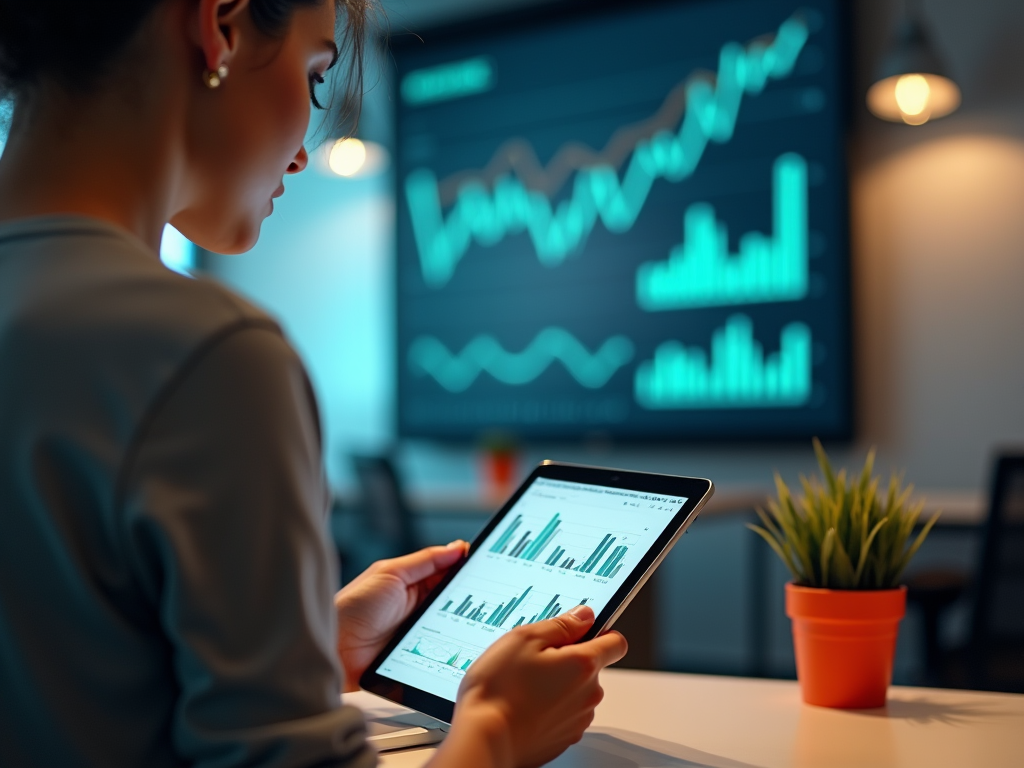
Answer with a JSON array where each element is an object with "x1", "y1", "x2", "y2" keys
[{"x1": 180, "y1": 0, "x2": 1023, "y2": 689}]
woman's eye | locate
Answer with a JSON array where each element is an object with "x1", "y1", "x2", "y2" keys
[{"x1": 309, "y1": 73, "x2": 326, "y2": 110}]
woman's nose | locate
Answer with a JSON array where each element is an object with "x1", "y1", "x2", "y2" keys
[{"x1": 287, "y1": 146, "x2": 309, "y2": 174}]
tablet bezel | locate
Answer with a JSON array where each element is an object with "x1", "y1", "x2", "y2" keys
[{"x1": 358, "y1": 461, "x2": 714, "y2": 722}]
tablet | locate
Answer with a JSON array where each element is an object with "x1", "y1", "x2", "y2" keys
[{"x1": 359, "y1": 461, "x2": 714, "y2": 723}]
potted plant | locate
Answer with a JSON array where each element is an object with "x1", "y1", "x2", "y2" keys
[{"x1": 750, "y1": 439, "x2": 940, "y2": 708}]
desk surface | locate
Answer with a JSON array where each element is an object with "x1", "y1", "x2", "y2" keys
[{"x1": 371, "y1": 669, "x2": 1024, "y2": 768}]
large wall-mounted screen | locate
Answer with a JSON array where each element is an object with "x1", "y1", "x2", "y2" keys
[{"x1": 392, "y1": 0, "x2": 851, "y2": 440}]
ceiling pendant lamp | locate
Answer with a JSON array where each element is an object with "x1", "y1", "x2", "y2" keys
[{"x1": 867, "y1": 12, "x2": 960, "y2": 126}]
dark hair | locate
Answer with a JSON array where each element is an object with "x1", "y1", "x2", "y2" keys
[{"x1": 0, "y1": 0, "x2": 372, "y2": 133}]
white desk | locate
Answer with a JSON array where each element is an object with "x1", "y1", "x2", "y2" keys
[{"x1": 369, "y1": 669, "x2": 1024, "y2": 768}]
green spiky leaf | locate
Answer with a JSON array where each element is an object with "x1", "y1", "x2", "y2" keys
[{"x1": 754, "y1": 440, "x2": 940, "y2": 589}]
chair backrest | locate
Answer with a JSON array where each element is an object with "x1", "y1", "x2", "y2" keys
[
  {"x1": 351, "y1": 454, "x2": 419, "y2": 557},
  {"x1": 970, "y1": 454, "x2": 1024, "y2": 652}
]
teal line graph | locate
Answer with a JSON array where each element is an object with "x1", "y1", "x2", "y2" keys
[
  {"x1": 405, "y1": 14, "x2": 810, "y2": 287},
  {"x1": 636, "y1": 153, "x2": 809, "y2": 311},
  {"x1": 408, "y1": 327, "x2": 635, "y2": 393},
  {"x1": 408, "y1": 637, "x2": 479, "y2": 671},
  {"x1": 635, "y1": 315, "x2": 812, "y2": 409}
]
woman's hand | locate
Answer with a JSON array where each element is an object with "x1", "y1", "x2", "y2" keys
[
  {"x1": 334, "y1": 541, "x2": 468, "y2": 691},
  {"x1": 429, "y1": 605, "x2": 628, "y2": 768}
]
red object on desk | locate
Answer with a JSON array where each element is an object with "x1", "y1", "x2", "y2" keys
[{"x1": 480, "y1": 448, "x2": 518, "y2": 502}]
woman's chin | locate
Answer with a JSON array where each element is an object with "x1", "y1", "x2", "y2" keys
[
  {"x1": 202, "y1": 222, "x2": 263, "y2": 255},
  {"x1": 231, "y1": 225, "x2": 264, "y2": 254},
  {"x1": 171, "y1": 212, "x2": 263, "y2": 256}
]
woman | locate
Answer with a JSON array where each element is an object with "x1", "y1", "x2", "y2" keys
[{"x1": 0, "y1": 1, "x2": 628, "y2": 766}]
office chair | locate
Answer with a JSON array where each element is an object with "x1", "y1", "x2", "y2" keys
[
  {"x1": 963, "y1": 454, "x2": 1024, "y2": 691},
  {"x1": 334, "y1": 454, "x2": 421, "y2": 583},
  {"x1": 909, "y1": 453, "x2": 1024, "y2": 692}
]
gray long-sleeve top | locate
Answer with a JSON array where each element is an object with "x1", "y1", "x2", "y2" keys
[{"x1": 0, "y1": 216, "x2": 375, "y2": 767}]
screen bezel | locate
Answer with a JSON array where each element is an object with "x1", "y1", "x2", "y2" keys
[
  {"x1": 358, "y1": 461, "x2": 713, "y2": 723},
  {"x1": 389, "y1": 0, "x2": 854, "y2": 444}
]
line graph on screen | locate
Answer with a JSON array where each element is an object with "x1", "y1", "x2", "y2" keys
[
  {"x1": 406, "y1": 14, "x2": 810, "y2": 288},
  {"x1": 408, "y1": 328, "x2": 635, "y2": 392}
]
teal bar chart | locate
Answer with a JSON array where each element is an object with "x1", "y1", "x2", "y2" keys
[
  {"x1": 490, "y1": 513, "x2": 563, "y2": 562},
  {"x1": 488, "y1": 512, "x2": 636, "y2": 577},
  {"x1": 442, "y1": 583, "x2": 587, "y2": 630},
  {"x1": 636, "y1": 153, "x2": 809, "y2": 311},
  {"x1": 635, "y1": 315, "x2": 812, "y2": 409}
]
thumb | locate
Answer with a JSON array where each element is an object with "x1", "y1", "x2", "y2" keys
[
  {"x1": 384, "y1": 541, "x2": 466, "y2": 585},
  {"x1": 527, "y1": 604, "x2": 595, "y2": 648}
]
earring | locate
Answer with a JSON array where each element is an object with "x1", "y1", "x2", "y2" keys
[{"x1": 203, "y1": 65, "x2": 229, "y2": 89}]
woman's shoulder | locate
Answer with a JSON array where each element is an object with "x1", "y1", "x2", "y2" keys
[{"x1": 0, "y1": 214, "x2": 281, "y2": 352}]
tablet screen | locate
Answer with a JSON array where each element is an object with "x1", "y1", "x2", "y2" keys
[{"x1": 374, "y1": 477, "x2": 688, "y2": 702}]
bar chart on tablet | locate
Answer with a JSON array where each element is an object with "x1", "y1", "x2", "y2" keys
[
  {"x1": 376, "y1": 478, "x2": 687, "y2": 701},
  {"x1": 487, "y1": 511, "x2": 658, "y2": 578}
]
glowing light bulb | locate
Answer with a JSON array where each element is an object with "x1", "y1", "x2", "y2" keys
[
  {"x1": 329, "y1": 138, "x2": 367, "y2": 177},
  {"x1": 895, "y1": 73, "x2": 931, "y2": 118}
]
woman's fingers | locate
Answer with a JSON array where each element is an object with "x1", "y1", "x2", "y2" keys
[
  {"x1": 573, "y1": 629, "x2": 629, "y2": 669},
  {"x1": 450, "y1": 602, "x2": 620, "y2": 768},
  {"x1": 377, "y1": 541, "x2": 467, "y2": 585},
  {"x1": 524, "y1": 604, "x2": 596, "y2": 649}
]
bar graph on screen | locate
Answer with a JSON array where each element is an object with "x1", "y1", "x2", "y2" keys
[
  {"x1": 485, "y1": 509, "x2": 660, "y2": 580},
  {"x1": 635, "y1": 315, "x2": 812, "y2": 409},
  {"x1": 440, "y1": 584, "x2": 589, "y2": 629},
  {"x1": 636, "y1": 153, "x2": 810, "y2": 311}
]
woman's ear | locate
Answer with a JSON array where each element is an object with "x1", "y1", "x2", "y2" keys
[{"x1": 192, "y1": 0, "x2": 252, "y2": 74}]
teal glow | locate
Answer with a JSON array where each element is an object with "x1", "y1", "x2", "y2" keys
[
  {"x1": 0, "y1": 99, "x2": 12, "y2": 159},
  {"x1": 401, "y1": 57, "x2": 495, "y2": 106},
  {"x1": 635, "y1": 315, "x2": 812, "y2": 409},
  {"x1": 160, "y1": 224, "x2": 196, "y2": 276},
  {"x1": 405, "y1": 15, "x2": 809, "y2": 287},
  {"x1": 408, "y1": 327, "x2": 635, "y2": 392},
  {"x1": 636, "y1": 153, "x2": 808, "y2": 311}
]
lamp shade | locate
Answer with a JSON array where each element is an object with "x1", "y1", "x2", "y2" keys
[{"x1": 867, "y1": 17, "x2": 960, "y2": 125}]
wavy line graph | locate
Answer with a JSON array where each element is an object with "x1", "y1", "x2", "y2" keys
[
  {"x1": 435, "y1": 77, "x2": 701, "y2": 206},
  {"x1": 408, "y1": 328, "x2": 635, "y2": 393},
  {"x1": 406, "y1": 14, "x2": 810, "y2": 288}
]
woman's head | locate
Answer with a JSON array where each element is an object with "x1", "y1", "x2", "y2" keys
[{"x1": 0, "y1": 0, "x2": 372, "y2": 253}]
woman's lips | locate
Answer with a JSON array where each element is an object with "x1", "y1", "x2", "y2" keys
[{"x1": 272, "y1": 183, "x2": 285, "y2": 199}]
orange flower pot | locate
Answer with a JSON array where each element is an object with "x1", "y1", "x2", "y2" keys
[{"x1": 786, "y1": 583, "x2": 906, "y2": 708}]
